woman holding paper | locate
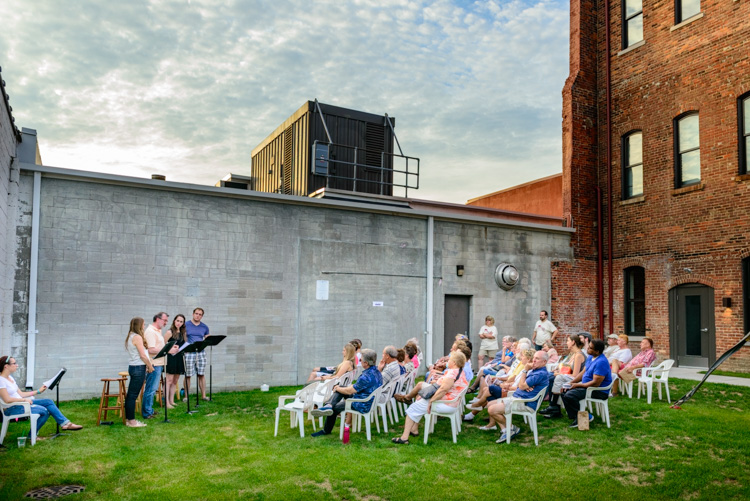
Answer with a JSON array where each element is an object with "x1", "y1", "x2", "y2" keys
[
  {"x1": 0, "y1": 355, "x2": 83, "y2": 437},
  {"x1": 164, "y1": 314, "x2": 187, "y2": 408},
  {"x1": 125, "y1": 317, "x2": 154, "y2": 428}
]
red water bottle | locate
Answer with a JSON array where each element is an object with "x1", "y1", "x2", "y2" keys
[{"x1": 343, "y1": 424, "x2": 350, "y2": 444}]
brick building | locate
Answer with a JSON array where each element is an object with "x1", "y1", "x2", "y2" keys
[{"x1": 554, "y1": 0, "x2": 750, "y2": 369}]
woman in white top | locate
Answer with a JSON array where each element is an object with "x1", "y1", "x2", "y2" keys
[
  {"x1": 125, "y1": 317, "x2": 154, "y2": 428},
  {"x1": 609, "y1": 334, "x2": 634, "y2": 372},
  {"x1": 477, "y1": 316, "x2": 499, "y2": 368},
  {"x1": 0, "y1": 355, "x2": 82, "y2": 439}
]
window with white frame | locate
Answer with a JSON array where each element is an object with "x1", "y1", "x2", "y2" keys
[
  {"x1": 674, "y1": 113, "x2": 700, "y2": 187},
  {"x1": 623, "y1": 0, "x2": 643, "y2": 48},
  {"x1": 622, "y1": 131, "x2": 643, "y2": 198}
]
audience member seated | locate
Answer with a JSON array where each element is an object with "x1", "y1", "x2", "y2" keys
[
  {"x1": 395, "y1": 339, "x2": 474, "y2": 404},
  {"x1": 0, "y1": 356, "x2": 83, "y2": 439},
  {"x1": 611, "y1": 337, "x2": 656, "y2": 396},
  {"x1": 306, "y1": 343, "x2": 356, "y2": 383},
  {"x1": 540, "y1": 334, "x2": 585, "y2": 419},
  {"x1": 392, "y1": 351, "x2": 468, "y2": 444},
  {"x1": 608, "y1": 334, "x2": 634, "y2": 373},
  {"x1": 603, "y1": 334, "x2": 619, "y2": 358},
  {"x1": 404, "y1": 342, "x2": 419, "y2": 372},
  {"x1": 579, "y1": 332, "x2": 592, "y2": 354},
  {"x1": 471, "y1": 338, "x2": 532, "y2": 396},
  {"x1": 486, "y1": 350, "x2": 549, "y2": 442},
  {"x1": 350, "y1": 339, "x2": 363, "y2": 366},
  {"x1": 468, "y1": 336, "x2": 516, "y2": 393},
  {"x1": 310, "y1": 349, "x2": 382, "y2": 437},
  {"x1": 542, "y1": 340, "x2": 559, "y2": 364},
  {"x1": 463, "y1": 348, "x2": 534, "y2": 425},
  {"x1": 378, "y1": 346, "x2": 402, "y2": 385},
  {"x1": 561, "y1": 339, "x2": 612, "y2": 428},
  {"x1": 396, "y1": 348, "x2": 407, "y2": 375}
]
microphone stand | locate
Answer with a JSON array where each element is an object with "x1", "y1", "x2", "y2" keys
[
  {"x1": 44, "y1": 368, "x2": 67, "y2": 439},
  {"x1": 154, "y1": 340, "x2": 177, "y2": 424}
]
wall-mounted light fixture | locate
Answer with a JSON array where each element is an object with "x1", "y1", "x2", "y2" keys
[
  {"x1": 456, "y1": 265, "x2": 464, "y2": 277},
  {"x1": 722, "y1": 297, "x2": 732, "y2": 308},
  {"x1": 494, "y1": 263, "x2": 519, "y2": 290}
]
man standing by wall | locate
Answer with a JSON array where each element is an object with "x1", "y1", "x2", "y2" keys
[
  {"x1": 185, "y1": 307, "x2": 210, "y2": 401},
  {"x1": 532, "y1": 310, "x2": 558, "y2": 350},
  {"x1": 143, "y1": 312, "x2": 169, "y2": 419}
]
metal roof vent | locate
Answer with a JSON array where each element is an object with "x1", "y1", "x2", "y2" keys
[
  {"x1": 151, "y1": 174, "x2": 166, "y2": 181},
  {"x1": 494, "y1": 263, "x2": 519, "y2": 290}
]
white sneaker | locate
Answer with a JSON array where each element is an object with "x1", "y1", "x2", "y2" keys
[
  {"x1": 463, "y1": 412, "x2": 474, "y2": 421},
  {"x1": 468, "y1": 404, "x2": 484, "y2": 411},
  {"x1": 478, "y1": 425, "x2": 497, "y2": 431}
]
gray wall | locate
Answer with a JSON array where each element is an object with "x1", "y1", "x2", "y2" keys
[
  {"x1": 0, "y1": 91, "x2": 20, "y2": 360},
  {"x1": 11, "y1": 170, "x2": 572, "y2": 398}
]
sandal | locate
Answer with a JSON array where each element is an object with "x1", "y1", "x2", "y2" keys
[
  {"x1": 409, "y1": 431, "x2": 419, "y2": 437},
  {"x1": 61, "y1": 423, "x2": 83, "y2": 431},
  {"x1": 391, "y1": 437, "x2": 410, "y2": 445}
]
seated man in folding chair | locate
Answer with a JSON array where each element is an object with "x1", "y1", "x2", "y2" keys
[
  {"x1": 486, "y1": 350, "x2": 549, "y2": 443},
  {"x1": 561, "y1": 339, "x2": 612, "y2": 429},
  {"x1": 310, "y1": 349, "x2": 382, "y2": 437}
]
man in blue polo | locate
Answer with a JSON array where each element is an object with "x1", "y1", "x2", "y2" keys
[
  {"x1": 311, "y1": 348, "x2": 382, "y2": 437},
  {"x1": 487, "y1": 350, "x2": 549, "y2": 442},
  {"x1": 184, "y1": 307, "x2": 210, "y2": 401},
  {"x1": 562, "y1": 338, "x2": 612, "y2": 428}
]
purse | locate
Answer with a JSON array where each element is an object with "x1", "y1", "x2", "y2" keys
[{"x1": 417, "y1": 369, "x2": 462, "y2": 399}]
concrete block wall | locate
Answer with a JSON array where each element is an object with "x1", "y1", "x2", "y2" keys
[
  {"x1": 12, "y1": 172, "x2": 572, "y2": 398},
  {"x1": 0, "y1": 85, "x2": 20, "y2": 359}
]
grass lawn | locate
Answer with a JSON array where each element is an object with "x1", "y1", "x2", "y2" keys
[
  {"x1": 1, "y1": 378, "x2": 748, "y2": 500},
  {"x1": 697, "y1": 370, "x2": 750, "y2": 379}
]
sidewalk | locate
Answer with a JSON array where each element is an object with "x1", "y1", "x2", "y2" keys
[{"x1": 671, "y1": 367, "x2": 750, "y2": 387}]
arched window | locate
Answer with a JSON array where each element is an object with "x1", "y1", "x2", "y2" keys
[
  {"x1": 624, "y1": 267, "x2": 646, "y2": 336},
  {"x1": 674, "y1": 112, "x2": 700, "y2": 187},
  {"x1": 622, "y1": 131, "x2": 643, "y2": 199}
]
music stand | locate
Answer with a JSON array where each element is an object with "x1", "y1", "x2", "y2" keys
[
  {"x1": 181, "y1": 341, "x2": 208, "y2": 414},
  {"x1": 155, "y1": 340, "x2": 177, "y2": 423},
  {"x1": 44, "y1": 368, "x2": 67, "y2": 439},
  {"x1": 202, "y1": 335, "x2": 227, "y2": 401}
]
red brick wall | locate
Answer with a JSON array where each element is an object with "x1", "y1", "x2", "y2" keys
[
  {"x1": 467, "y1": 174, "x2": 563, "y2": 218},
  {"x1": 559, "y1": 0, "x2": 750, "y2": 370}
]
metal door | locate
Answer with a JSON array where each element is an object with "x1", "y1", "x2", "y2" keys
[
  {"x1": 444, "y1": 295, "x2": 471, "y2": 355},
  {"x1": 672, "y1": 284, "x2": 715, "y2": 367}
]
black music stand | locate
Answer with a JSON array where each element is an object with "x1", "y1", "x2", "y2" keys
[
  {"x1": 45, "y1": 368, "x2": 67, "y2": 439},
  {"x1": 202, "y1": 335, "x2": 227, "y2": 401},
  {"x1": 155, "y1": 340, "x2": 177, "y2": 423},
  {"x1": 181, "y1": 341, "x2": 207, "y2": 414}
]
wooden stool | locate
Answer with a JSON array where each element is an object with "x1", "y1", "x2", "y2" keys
[
  {"x1": 116, "y1": 372, "x2": 129, "y2": 417},
  {"x1": 98, "y1": 378, "x2": 126, "y2": 425}
]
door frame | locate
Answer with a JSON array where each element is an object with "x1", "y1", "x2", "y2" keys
[
  {"x1": 443, "y1": 294, "x2": 472, "y2": 356},
  {"x1": 669, "y1": 283, "x2": 716, "y2": 367}
]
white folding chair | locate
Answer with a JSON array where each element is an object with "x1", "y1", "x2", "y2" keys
[
  {"x1": 374, "y1": 379, "x2": 400, "y2": 432},
  {"x1": 423, "y1": 386, "x2": 469, "y2": 444},
  {"x1": 580, "y1": 375, "x2": 617, "y2": 428},
  {"x1": 274, "y1": 383, "x2": 317, "y2": 438},
  {"x1": 503, "y1": 387, "x2": 547, "y2": 446},
  {"x1": 340, "y1": 386, "x2": 382, "y2": 441},
  {"x1": 338, "y1": 370, "x2": 355, "y2": 388},
  {"x1": 309, "y1": 377, "x2": 340, "y2": 430},
  {"x1": 637, "y1": 359, "x2": 674, "y2": 404},
  {"x1": 0, "y1": 398, "x2": 39, "y2": 446},
  {"x1": 397, "y1": 371, "x2": 417, "y2": 417}
]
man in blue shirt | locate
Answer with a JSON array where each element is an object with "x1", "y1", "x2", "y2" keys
[
  {"x1": 562, "y1": 339, "x2": 612, "y2": 428},
  {"x1": 487, "y1": 350, "x2": 549, "y2": 442},
  {"x1": 468, "y1": 336, "x2": 516, "y2": 393},
  {"x1": 184, "y1": 307, "x2": 210, "y2": 401},
  {"x1": 311, "y1": 349, "x2": 383, "y2": 437}
]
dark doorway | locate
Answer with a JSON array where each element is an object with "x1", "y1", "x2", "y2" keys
[
  {"x1": 444, "y1": 295, "x2": 471, "y2": 355},
  {"x1": 743, "y1": 257, "x2": 750, "y2": 337},
  {"x1": 670, "y1": 284, "x2": 715, "y2": 367}
]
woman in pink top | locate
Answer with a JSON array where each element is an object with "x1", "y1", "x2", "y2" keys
[
  {"x1": 404, "y1": 342, "x2": 419, "y2": 371},
  {"x1": 392, "y1": 351, "x2": 467, "y2": 445},
  {"x1": 542, "y1": 340, "x2": 559, "y2": 364}
]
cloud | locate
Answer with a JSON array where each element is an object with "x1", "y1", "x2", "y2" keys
[{"x1": 1, "y1": 0, "x2": 569, "y2": 203}]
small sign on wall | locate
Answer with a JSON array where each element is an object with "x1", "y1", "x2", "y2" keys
[
  {"x1": 373, "y1": 301, "x2": 384, "y2": 307},
  {"x1": 316, "y1": 280, "x2": 329, "y2": 300}
]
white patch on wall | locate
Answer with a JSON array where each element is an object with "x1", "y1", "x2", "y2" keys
[{"x1": 316, "y1": 280, "x2": 329, "y2": 300}]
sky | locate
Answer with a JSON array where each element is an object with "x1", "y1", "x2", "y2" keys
[{"x1": 1, "y1": 0, "x2": 570, "y2": 204}]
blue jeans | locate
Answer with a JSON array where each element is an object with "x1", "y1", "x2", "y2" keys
[
  {"x1": 126, "y1": 365, "x2": 147, "y2": 421},
  {"x1": 142, "y1": 366, "x2": 163, "y2": 418},
  {"x1": 4, "y1": 398, "x2": 70, "y2": 435}
]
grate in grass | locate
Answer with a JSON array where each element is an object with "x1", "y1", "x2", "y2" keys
[{"x1": 24, "y1": 485, "x2": 85, "y2": 499}]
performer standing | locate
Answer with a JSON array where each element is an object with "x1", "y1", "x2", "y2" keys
[
  {"x1": 143, "y1": 312, "x2": 174, "y2": 419},
  {"x1": 164, "y1": 314, "x2": 187, "y2": 408},
  {"x1": 184, "y1": 308, "x2": 210, "y2": 401}
]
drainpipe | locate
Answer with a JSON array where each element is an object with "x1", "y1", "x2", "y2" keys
[
  {"x1": 425, "y1": 216, "x2": 434, "y2": 368},
  {"x1": 597, "y1": 187, "x2": 604, "y2": 337},
  {"x1": 604, "y1": 0, "x2": 614, "y2": 336},
  {"x1": 25, "y1": 171, "x2": 41, "y2": 389}
]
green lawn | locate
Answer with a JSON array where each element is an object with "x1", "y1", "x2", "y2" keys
[
  {"x1": 697, "y1": 370, "x2": 750, "y2": 379},
  {"x1": 1, "y1": 379, "x2": 748, "y2": 500}
]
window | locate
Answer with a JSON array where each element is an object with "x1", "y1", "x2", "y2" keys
[
  {"x1": 740, "y1": 93, "x2": 750, "y2": 175},
  {"x1": 674, "y1": 113, "x2": 700, "y2": 187},
  {"x1": 676, "y1": 0, "x2": 700, "y2": 23},
  {"x1": 622, "y1": 0, "x2": 643, "y2": 48},
  {"x1": 744, "y1": 258, "x2": 750, "y2": 338},
  {"x1": 624, "y1": 267, "x2": 646, "y2": 336},
  {"x1": 622, "y1": 131, "x2": 643, "y2": 198}
]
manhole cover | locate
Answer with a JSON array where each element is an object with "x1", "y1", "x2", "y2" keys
[{"x1": 24, "y1": 485, "x2": 85, "y2": 499}]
